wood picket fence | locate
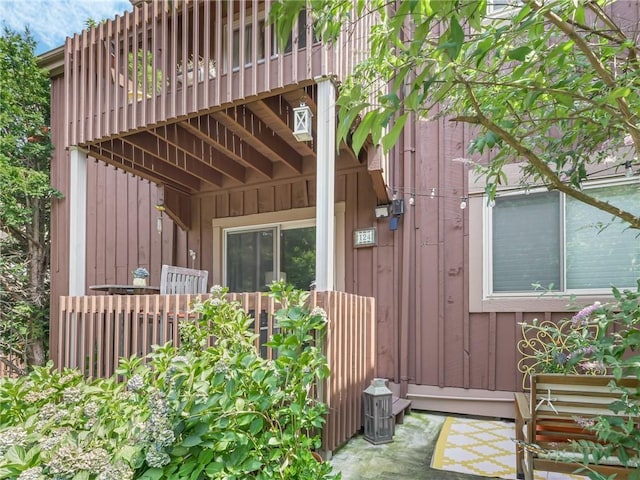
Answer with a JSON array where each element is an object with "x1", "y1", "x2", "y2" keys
[{"x1": 54, "y1": 290, "x2": 375, "y2": 453}]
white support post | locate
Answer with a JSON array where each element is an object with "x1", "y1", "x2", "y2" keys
[
  {"x1": 69, "y1": 147, "x2": 87, "y2": 296},
  {"x1": 315, "y1": 78, "x2": 336, "y2": 291}
]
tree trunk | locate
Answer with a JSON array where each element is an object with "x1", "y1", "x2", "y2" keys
[
  {"x1": 26, "y1": 198, "x2": 47, "y2": 366},
  {"x1": 26, "y1": 339, "x2": 45, "y2": 367}
]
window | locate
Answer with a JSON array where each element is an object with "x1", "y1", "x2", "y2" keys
[
  {"x1": 487, "y1": 0, "x2": 522, "y2": 14},
  {"x1": 222, "y1": 14, "x2": 310, "y2": 74},
  {"x1": 225, "y1": 221, "x2": 315, "y2": 292},
  {"x1": 489, "y1": 182, "x2": 640, "y2": 294},
  {"x1": 223, "y1": 20, "x2": 266, "y2": 73}
]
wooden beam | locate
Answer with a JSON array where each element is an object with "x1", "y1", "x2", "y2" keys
[
  {"x1": 155, "y1": 124, "x2": 247, "y2": 183},
  {"x1": 158, "y1": 184, "x2": 191, "y2": 230},
  {"x1": 179, "y1": 117, "x2": 274, "y2": 178},
  {"x1": 246, "y1": 97, "x2": 316, "y2": 158},
  {"x1": 89, "y1": 142, "x2": 200, "y2": 192},
  {"x1": 282, "y1": 88, "x2": 318, "y2": 138},
  {"x1": 124, "y1": 131, "x2": 223, "y2": 187},
  {"x1": 282, "y1": 89, "x2": 317, "y2": 116},
  {"x1": 367, "y1": 145, "x2": 390, "y2": 204},
  {"x1": 101, "y1": 139, "x2": 202, "y2": 191},
  {"x1": 339, "y1": 141, "x2": 360, "y2": 164},
  {"x1": 214, "y1": 106, "x2": 304, "y2": 173}
]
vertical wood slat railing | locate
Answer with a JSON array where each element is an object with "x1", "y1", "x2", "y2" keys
[
  {"x1": 64, "y1": 0, "x2": 330, "y2": 149},
  {"x1": 56, "y1": 291, "x2": 375, "y2": 453}
]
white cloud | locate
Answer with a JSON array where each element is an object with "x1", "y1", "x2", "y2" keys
[{"x1": 0, "y1": 0, "x2": 132, "y2": 53}]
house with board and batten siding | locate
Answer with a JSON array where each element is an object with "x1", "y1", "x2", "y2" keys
[{"x1": 41, "y1": 0, "x2": 640, "y2": 452}]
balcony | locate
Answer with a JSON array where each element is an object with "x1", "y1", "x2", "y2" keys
[
  {"x1": 59, "y1": 0, "x2": 382, "y2": 221},
  {"x1": 64, "y1": 0, "x2": 336, "y2": 149}
]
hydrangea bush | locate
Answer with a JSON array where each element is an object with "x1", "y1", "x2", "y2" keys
[
  {"x1": 0, "y1": 282, "x2": 338, "y2": 480},
  {"x1": 520, "y1": 281, "x2": 640, "y2": 478}
]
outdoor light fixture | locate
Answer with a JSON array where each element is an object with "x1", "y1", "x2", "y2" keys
[
  {"x1": 363, "y1": 378, "x2": 394, "y2": 445},
  {"x1": 391, "y1": 198, "x2": 405, "y2": 216},
  {"x1": 155, "y1": 203, "x2": 165, "y2": 234},
  {"x1": 374, "y1": 204, "x2": 390, "y2": 218},
  {"x1": 292, "y1": 103, "x2": 313, "y2": 141}
]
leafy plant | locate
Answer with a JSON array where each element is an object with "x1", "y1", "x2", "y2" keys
[
  {"x1": 519, "y1": 281, "x2": 640, "y2": 478},
  {"x1": 132, "y1": 267, "x2": 150, "y2": 279},
  {"x1": 0, "y1": 283, "x2": 338, "y2": 480},
  {"x1": 521, "y1": 283, "x2": 640, "y2": 379},
  {"x1": 271, "y1": 0, "x2": 640, "y2": 229},
  {"x1": 1, "y1": 27, "x2": 60, "y2": 367},
  {"x1": 127, "y1": 50, "x2": 163, "y2": 97}
]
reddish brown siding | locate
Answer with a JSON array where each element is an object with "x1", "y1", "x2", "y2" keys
[{"x1": 50, "y1": 0, "x2": 640, "y2": 423}]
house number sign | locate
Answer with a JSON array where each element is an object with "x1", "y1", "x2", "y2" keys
[{"x1": 353, "y1": 227, "x2": 377, "y2": 248}]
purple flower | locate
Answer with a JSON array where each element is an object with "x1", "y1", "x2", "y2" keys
[
  {"x1": 574, "y1": 416, "x2": 596, "y2": 429},
  {"x1": 571, "y1": 302, "x2": 601, "y2": 325}
]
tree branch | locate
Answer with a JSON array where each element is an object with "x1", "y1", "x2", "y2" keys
[
  {"x1": 0, "y1": 354, "x2": 26, "y2": 376},
  {"x1": 461, "y1": 80, "x2": 640, "y2": 229},
  {"x1": 527, "y1": 0, "x2": 640, "y2": 153}
]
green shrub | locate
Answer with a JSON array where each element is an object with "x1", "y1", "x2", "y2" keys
[{"x1": 0, "y1": 282, "x2": 338, "y2": 480}]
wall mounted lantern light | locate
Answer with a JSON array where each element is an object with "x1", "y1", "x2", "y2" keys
[{"x1": 292, "y1": 103, "x2": 313, "y2": 142}]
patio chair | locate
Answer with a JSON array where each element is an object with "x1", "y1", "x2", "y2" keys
[{"x1": 160, "y1": 265, "x2": 209, "y2": 294}]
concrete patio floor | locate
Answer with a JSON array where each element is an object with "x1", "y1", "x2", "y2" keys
[{"x1": 329, "y1": 411, "x2": 494, "y2": 480}]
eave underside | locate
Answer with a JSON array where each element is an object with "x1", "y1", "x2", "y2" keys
[{"x1": 83, "y1": 83, "x2": 369, "y2": 228}]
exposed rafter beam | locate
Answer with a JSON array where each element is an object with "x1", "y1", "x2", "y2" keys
[
  {"x1": 124, "y1": 131, "x2": 223, "y2": 187},
  {"x1": 284, "y1": 88, "x2": 360, "y2": 165},
  {"x1": 153, "y1": 124, "x2": 247, "y2": 183},
  {"x1": 158, "y1": 184, "x2": 191, "y2": 231},
  {"x1": 89, "y1": 141, "x2": 200, "y2": 192},
  {"x1": 212, "y1": 107, "x2": 304, "y2": 173},
  {"x1": 246, "y1": 97, "x2": 316, "y2": 158},
  {"x1": 179, "y1": 116, "x2": 274, "y2": 178},
  {"x1": 282, "y1": 89, "x2": 317, "y2": 116}
]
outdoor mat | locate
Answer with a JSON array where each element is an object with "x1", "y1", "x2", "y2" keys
[{"x1": 431, "y1": 416, "x2": 584, "y2": 480}]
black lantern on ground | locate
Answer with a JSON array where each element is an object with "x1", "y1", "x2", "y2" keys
[{"x1": 363, "y1": 378, "x2": 394, "y2": 444}]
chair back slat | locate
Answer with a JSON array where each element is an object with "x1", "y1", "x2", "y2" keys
[
  {"x1": 160, "y1": 265, "x2": 209, "y2": 294},
  {"x1": 531, "y1": 374, "x2": 640, "y2": 446}
]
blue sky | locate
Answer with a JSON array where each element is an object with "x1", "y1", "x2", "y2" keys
[{"x1": 0, "y1": 0, "x2": 132, "y2": 55}]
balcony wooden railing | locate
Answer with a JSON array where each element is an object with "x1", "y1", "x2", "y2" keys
[
  {"x1": 64, "y1": 0, "x2": 376, "y2": 149},
  {"x1": 55, "y1": 290, "x2": 375, "y2": 452}
]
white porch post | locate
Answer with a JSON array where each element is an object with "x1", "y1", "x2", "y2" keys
[
  {"x1": 315, "y1": 78, "x2": 336, "y2": 291},
  {"x1": 68, "y1": 146, "x2": 87, "y2": 296}
]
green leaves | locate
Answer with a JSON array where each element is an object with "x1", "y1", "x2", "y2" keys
[
  {"x1": 1, "y1": 27, "x2": 57, "y2": 368},
  {"x1": 273, "y1": 0, "x2": 640, "y2": 229},
  {"x1": 438, "y1": 17, "x2": 464, "y2": 61},
  {"x1": 507, "y1": 46, "x2": 532, "y2": 61},
  {"x1": 0, "y1": 283, "x2": 335, "y2": 479}
]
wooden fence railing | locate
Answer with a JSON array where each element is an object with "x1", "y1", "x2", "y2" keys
[
  {"x1": 0, "y1": 354, "x2": 25, "y2": 379},
  {"x1": 56, "y1": 290, "x2": 375, "y2": 452}
]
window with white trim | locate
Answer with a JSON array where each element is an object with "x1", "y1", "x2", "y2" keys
[
  {"x1": 488, "y1": 181, "x2": 640, "y2": 294},
  {"x1": 487, "y1": 0, "x2": 522, "y2": 14},
  {"x1": 224, "y1": 220, "x2": 315, "y2": 292}
]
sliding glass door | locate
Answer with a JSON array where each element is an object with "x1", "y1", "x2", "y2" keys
[{"x1": 225, "y1": 222, "x2": 315, "y2": 292}]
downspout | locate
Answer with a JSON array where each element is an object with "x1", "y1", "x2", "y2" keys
[
  {"x1": 398, "y1": 0, "x2": 415, "y2": 398},
  {"x1": 399, "y1": 111, "x2": 415, "y2": 398}
]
